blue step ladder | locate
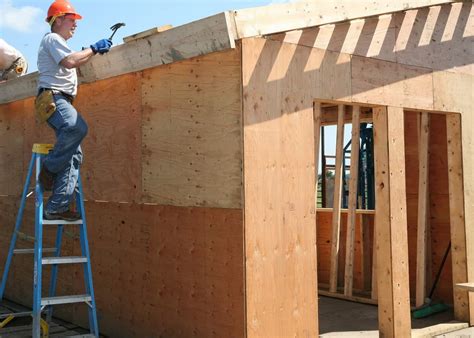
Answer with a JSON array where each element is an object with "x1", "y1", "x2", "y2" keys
[{"x1": 0, "y1": 144, "x2": 99, "y2": 337}]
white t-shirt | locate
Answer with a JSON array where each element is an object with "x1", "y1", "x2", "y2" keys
[
  {"x1": 0, "y1": 38, "x2": 24, "y2": 70},
  {"x1": 37, "y1": 33, "x2": 77, "y2": 96}
]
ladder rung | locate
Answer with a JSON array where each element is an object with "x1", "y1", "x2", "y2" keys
[
  {"x1": 13, "y1": 248, "x2": 56, "y2": 254},
  {"x1": 42, "y1": 256, "x2": 87, "y2": 265},
  {"x1": 42, "y1": 219, "x2": 83, "y2": 225},
  {"x1": 0, "y1": 311, "x2": 32, "y2": 319},
  {"x1": 41, "y1": 294, "x2": 91, "y2": 306}
]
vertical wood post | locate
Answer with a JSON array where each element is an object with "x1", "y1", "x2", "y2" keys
[
  {"x1": 373, "y1": 106, "x2": 411, "y2": 337},
  {"x1": 446, "y1": 113, "x2": 470, "y2": 322},
  {"x1": 344, "y1": 105, "x2": 361, "y2": 296},
  {"x1": 416, "y1": 112, "x2": 430, "y2": 308},
  {"x1": 329, "y1": 104, "x2": 345, "y2": 293}
]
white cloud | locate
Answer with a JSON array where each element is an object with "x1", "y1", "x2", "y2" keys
[{"x1": 0, "y1": 0, "x2": 42, "y2": 33}]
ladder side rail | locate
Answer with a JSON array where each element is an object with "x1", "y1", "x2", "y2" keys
[
  {"x1": 32, "y1": 155, "x2": 44, "y2": 338},
  {"x1": 77, "y1": 174, "x2": 99, "y2": 336},
  {"x1": 0, "y1": 153, "x2": 36, "y2": 299},
  {"x1": 46, "y1": 225, "x2": 64, "y2": 323}
]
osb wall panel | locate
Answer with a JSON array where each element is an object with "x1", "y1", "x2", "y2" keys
[
  {"x1": 241, "y1": 37, "x2": 351, "y2": 337},
  {"x1": 141, "y1": 48, "x2": 242, "y2": 209},
  {"x1": 0, "y1": 101, "x2": 25, "y2": 196},
  {"x1": 74, "y1": 73, "x2": 142, "y2": 203},
  {"x1": 404, "y1": 112, "x2": 452, "y2": 302},
  {"x1": 269, "y1": 3, "x2": 473, "y2": 75},
  {"x1": 351, "y1": 56, "x2": 434, "y2": 110},
  {"x1": 70, "y1": 202, "x2": 244, "y2": 338},
  {"x1": 316, "y1": 211, "x2": 374, "y2": 292},
  {"x1": 0, "y1": 198, "x2": 244, "y2": 337}
]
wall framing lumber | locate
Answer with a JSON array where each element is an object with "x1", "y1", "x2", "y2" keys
[
  {"x1": 232, "y1": 0, "x2": 464, "y2": 39},
  {"x1": 329, "y1": 105, "x2": 345, "y2": 293},
  {"x1": 446, "y1": 113, "x2": 470, "y2": 321},
  {"x1": 373, "y1": 106, "x2": 411, "y2": 337},
  {"x1": 344, "y1": 105, "x2": 361, "y2": 296},
  {"x1": 434, "y1": 70, "x2": 474, "y2": 324},
  {"x1": 416, "y1": 112, "x2": 430, "y2": 308}
]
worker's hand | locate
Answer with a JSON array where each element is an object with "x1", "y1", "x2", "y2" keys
[{"x1": 90, "y1": 39, "x2": 113, "y2": 55}]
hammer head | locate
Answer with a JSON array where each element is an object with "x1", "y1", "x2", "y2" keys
[
  {"x1": 110, "y1": 22, "x2": 125, "y2": 31},
  {"x1": 109, "y1": 22, "x2": 126, "y2": 40}
]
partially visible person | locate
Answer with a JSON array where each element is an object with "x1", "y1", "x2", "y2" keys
[
  {"x1": 0, "y1": 38, "x2": 28, "y2": 81},
  {"x1": 36, "y1": 0, "x2": 112, "y2": 221}
]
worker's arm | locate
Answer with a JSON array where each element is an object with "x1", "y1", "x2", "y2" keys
[
  {"x1": 60, "y1": 48, "x2": 94, "y2": 69},
  {"x1": 60, "y1": 39, "x2": 112, "y2": 69}
]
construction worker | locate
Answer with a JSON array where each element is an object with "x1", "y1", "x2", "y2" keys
[
  {"x1": 0, "y1": 39, "x2": 28, "y2": 81},
  {"x1": 36, "y1": 0, "x2": 112, "y2": 221}
]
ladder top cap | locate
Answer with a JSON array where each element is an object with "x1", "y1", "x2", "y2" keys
[{"x1": 32, "y1": 143, "x2": 53, "y2": 154}]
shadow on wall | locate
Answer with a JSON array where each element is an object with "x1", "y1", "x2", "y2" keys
[{"x1": 243, "y1": 2, "x2": 472, "y2": 124}]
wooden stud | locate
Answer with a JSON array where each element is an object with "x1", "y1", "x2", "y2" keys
[
  {"x1": 446, "y1": 113, "x2": 470, "y2": 322},
  {"x1": 371, "y1": 217, "x2": 378, "y2": 300},
  {"x1": 344, "y1": 105, "x2": 361, "y2": 296},
  {"x1": 416, "y1": 112, "x2": 430, "y2": 308},
  {"x1": 361, "y1": 214, "x2": 373, "y2": 292},
  {"x1": 329, "y1": 104, "x2": 345, "y2": 293},
  {"x1": 373, "y1": 106, "x2": 411, "y2": 337}
]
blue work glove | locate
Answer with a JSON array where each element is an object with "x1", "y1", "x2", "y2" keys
[{"x1": 90, "y1": 39, "x2": 113, "y2": 55}]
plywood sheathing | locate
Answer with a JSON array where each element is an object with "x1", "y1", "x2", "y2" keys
[
  {"x1": 0, "y1": 198, "x2": 244, "y2": 337},
  {"x1": 232, "y1": 0, "x2": 464, "y2": 39},
  {"x1": 142, "y1": 47, "x2": 242, "y2": 208},
  {"x1": 242, "y1": 37, "x2": 339, "y2": 337},
  {"x1": 0, "y1": 101, "x2": 25, "y2": 196},
  {"x1": 0, "y1": 49, "x2": 242, "y2": 209},
  {"x1": 268, "y1": 2, "x2": 473, "y2": 76}
]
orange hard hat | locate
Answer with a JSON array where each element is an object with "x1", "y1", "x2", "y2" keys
[{"x1": 46, "y1": 0, "x2": 82, "y2": 25}]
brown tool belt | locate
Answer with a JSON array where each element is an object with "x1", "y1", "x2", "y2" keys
[{"x1": 38, "y1": 88, "x2": 75, "y2": 103}]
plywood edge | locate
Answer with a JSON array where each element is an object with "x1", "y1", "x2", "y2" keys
[
  {"x1": 233, "y1": 0, "x2": 462, "y2": 39},
  {"x1": 0, "y1": 12, "x2": 235, "y2": 105}
]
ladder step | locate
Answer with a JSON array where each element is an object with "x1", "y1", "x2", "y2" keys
[
  {"x1": 42, "y1": 256, "x2": 88, "y2": 265},
  {"x1": 41, "y1": 294, "x2": 91, "y2": 306},
  {"x1": 0, "y1": 311, "x2": 32, "y2": 319},
  {"x1": 13, "y1": 248, "x2": 56, "y2": 254},
  {"x1": 42, "y1": 219, "x2": 83, "y2": 225}
]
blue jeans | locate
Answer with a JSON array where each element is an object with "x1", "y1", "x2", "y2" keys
[{"x1": 43, "y1": 94, "x2": 88, "y2": 213}]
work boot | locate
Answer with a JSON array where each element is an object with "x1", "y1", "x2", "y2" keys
[
  {"x1": 39, "y1": 165, "x2": 55, "y2": 191},
  {"x1": 44, "y1": 210, "x2": 81, "y2": 222}
]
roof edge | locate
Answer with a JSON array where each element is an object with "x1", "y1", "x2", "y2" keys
[{"x1": 233, "y1": 0, "x2": 465, "y2": 38}]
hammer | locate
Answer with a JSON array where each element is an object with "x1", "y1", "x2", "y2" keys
[{"x1": 109, "y1": 22, "x2": 125, "y2": 40}]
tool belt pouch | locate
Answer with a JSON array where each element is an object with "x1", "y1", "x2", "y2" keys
[{"x1": 35, "y1": 90, "x2": 56, "y2": 123}]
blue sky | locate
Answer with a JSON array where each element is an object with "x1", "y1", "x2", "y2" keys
[{"x1": 1, "y1": 0, "x2": 286, "y2": 73}]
